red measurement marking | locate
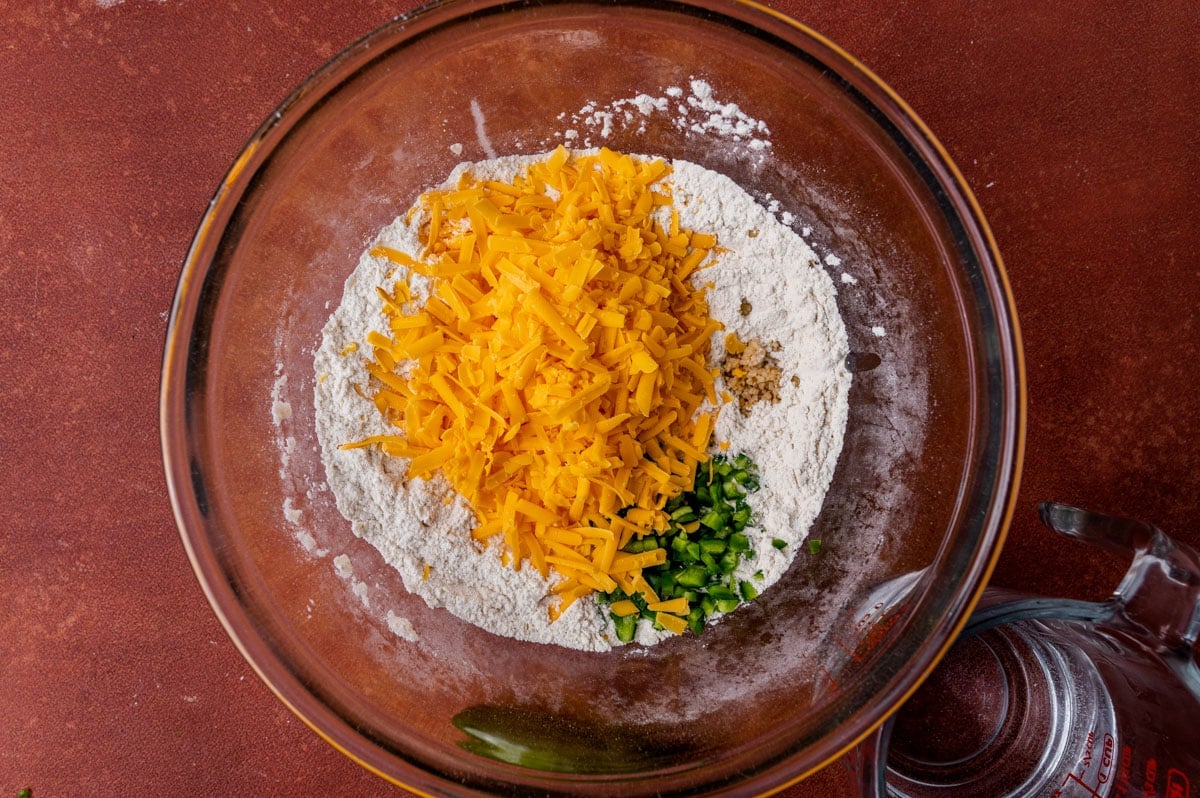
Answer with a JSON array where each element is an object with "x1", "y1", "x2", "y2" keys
[
  {"x1": 1144, "y1": 758, "x2": 1159, "y2": 797},
  {"x1": 859, "y1": 610, "x2": 903, "y2": 655},
  {"x1": 1056, "y1": 731, "x2": 1115, "y2": 798},
  {"x1": 1055, "y1": 772, "x2": 1105, "y2": 798},
  {"x1": 1166, "y1": 768, "x2": 1191, "y2": 798},
  {"x1": 1102, "y1": 734, "x2": 1115, "y2": 772},
  {"x1": 835, "y1": 602, "x2": 912, "y2": 664},
  {"x1": 819, "y1": 665, "x2": 843, "y2": 695},
  {"x1": 1114, "y1": 746, "x2": 1134, "y2": 797},
  {"x1": 830, "y1": 634, "x2": 863, "y2": 663}
]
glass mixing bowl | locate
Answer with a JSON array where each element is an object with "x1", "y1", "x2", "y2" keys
[{"x1": 160, "y1": 0, "x2": 1024, "y2": 793}]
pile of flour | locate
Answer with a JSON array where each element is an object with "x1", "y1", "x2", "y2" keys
[{"x1": 313, "y1": 152, "x2": 850, "y2": 651}]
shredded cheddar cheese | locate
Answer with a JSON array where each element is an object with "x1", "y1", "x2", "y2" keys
[{"x1": 345, "y1": 147, "x2": 728, "y2": 621}]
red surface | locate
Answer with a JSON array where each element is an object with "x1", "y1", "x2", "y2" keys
[{"x1": 2, "y1": 1, "x2": 1197, "y2": 795}]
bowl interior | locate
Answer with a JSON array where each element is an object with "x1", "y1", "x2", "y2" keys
[{"x1": 164, "y1": 1, "x2": 1021, "y2": 794}]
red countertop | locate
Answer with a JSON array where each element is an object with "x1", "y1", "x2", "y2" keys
[{"x1": 2, "y1": 1, "x2": 1197, "y2": 795}]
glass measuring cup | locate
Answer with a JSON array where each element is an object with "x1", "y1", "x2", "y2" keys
[{"x1": 854, "y1": 501, "x2": 1200, "y2": 798}]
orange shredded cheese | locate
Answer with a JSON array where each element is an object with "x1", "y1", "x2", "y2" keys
[
  {"x1": 655, "y1": 612, "x2": 689, "y2": 635},
  {"x1": 348, "y1": 147, "x2": 728, "y2": 620},
  {"x1": 609, "y1": 599, "x2": 640, "y2": 617},
  {"x1": 647, "y1": 597, "x2": 690, "y2": 615}
]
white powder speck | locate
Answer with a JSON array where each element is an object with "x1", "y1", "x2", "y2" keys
[
  {"x1": 283, "y1": 497, "x2": 304, "y2": 524},
  {"x1": 270, "y1": 375, "x2": 290, "y2": 419},
  {"x1": 627, "y1": 93, "x2": 666, "y2": 115},
  {"x1": 590, "y1": 110, "x2": 614, "y2": 138},
  {"x1": 544, "y1": 79, "x2": 771, "y2": 155},
  {"x1": 825, "y1": 254, "x2": 842, "y2": 267},
  {"x1": 468, "y1": 98, "x2": 497, "y2": 159},
  {"x1": 270, "y1": 371, "x2": 312, "y2": 553},
  {"x1": 352, "y1": 580, "x2": 370, "y2": 608},
  {"x1": 386, "y1": 611, "x2": 420, "y2": 642},
  {"x1": 449, "y1": 142, "x2": 463, "y2": 156},
  {"x1": 294, "y1": 529, "x2": 322, "y2": 554},
  {"x1": 314, "y1": 151, "x2": 849, "y2": 651},
  {"x1": 802, "y1": 227, "x2": 812, "y2": 237},
  {"x1": 332, "y1": 553, "x2": 371, "y2": 608},
  {"x1": 841, "y1": 272, "x2": 858, "y2": 285},
  {"x1": 872, "y1": 325, "x2": 887, "y2": 337}
]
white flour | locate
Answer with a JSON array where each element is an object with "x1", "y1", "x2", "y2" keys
[
  {"x1": 551, "y1": 79, "x2": 772, "y2": 154},
  {"x1": 313, "y1": 152, "x2": 849, "y2": 651}
]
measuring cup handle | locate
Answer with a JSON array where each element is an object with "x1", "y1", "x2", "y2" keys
[{"x1": 1039, "y1": 502, "x2": 1200, "y2": 655}]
